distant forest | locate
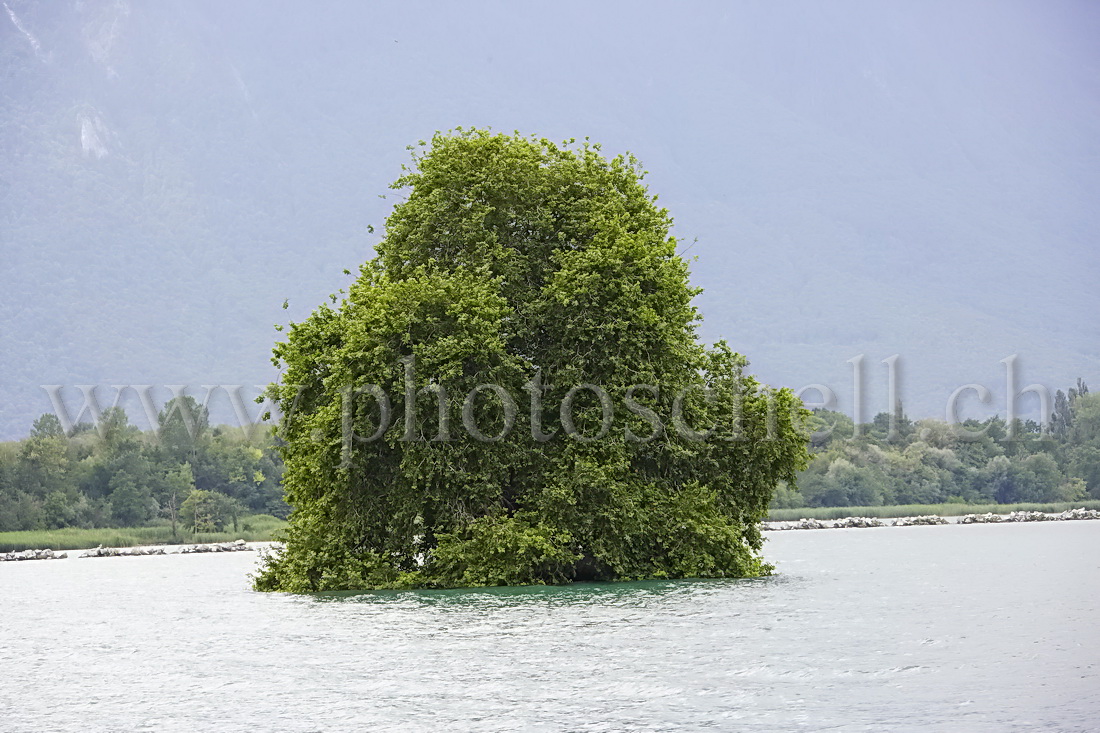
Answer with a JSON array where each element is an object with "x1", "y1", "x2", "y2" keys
[
  {"x1": 775, "y1": 380, "x2": 1099, "y2": 509},
  {"x1": 0, "y1": 397, "x2": 285, "y2": 533},
  {"x1": 1, "y1": 383, "x2": 1097, "y2": 532}
]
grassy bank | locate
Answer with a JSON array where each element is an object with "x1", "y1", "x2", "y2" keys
[
  {"x1": 767, "y1": 500, "x2": 1100, "y2": 522},
  {"x1": 0, "y1": 514, "x2": 287, "y2": 552}
]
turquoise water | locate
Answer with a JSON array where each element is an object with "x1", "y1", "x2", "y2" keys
[{"x1": 0, "y1": 522, "x2": 1097, "y2": 731}]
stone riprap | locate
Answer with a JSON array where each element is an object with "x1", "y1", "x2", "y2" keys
[
  {"x1": 892, "y1": 515, "x2": 949, "y2": 527},
  {"x1": 0, "y1": 548, "x2": 67, "y2": 562},
  {"x1": 958, "y1": 513, "x2": 1005, "y2": 524},
  {"x1": 762, "y1": 507, "x2": 1100, "y2": 531},
  {"x1": 832, "y1": 516, "x2": 885, "y2": 529},
  {"x1": 179, "y1": 539, "x2": 253, "y2": 554},
  {"x1": 75, "y1": 539, "x2": 254, "y2": 558},
  {"x1": 80, "y1": 546, "x2": 168, "y2": 558},
  {"x1": 1058, "y1": 507, "x2": 1100, "y2": 520}
]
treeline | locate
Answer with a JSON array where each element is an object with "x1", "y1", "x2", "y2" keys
[
  {"x1": 0, "y1": 397, "x2": 286, "y2": 533},
  {"x1": 775, "y1": 380, "x2": 1100, "y2": 508},
  {"x1": 4, "y1": 382, "x2": 1098, "y2": 527}
]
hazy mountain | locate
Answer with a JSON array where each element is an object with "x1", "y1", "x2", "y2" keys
[{"x1": 2, "y1": 0, "x2": 1098, "y2": 440}]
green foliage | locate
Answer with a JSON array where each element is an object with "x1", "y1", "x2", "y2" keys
[
  {"x1": 781, "y1": 382, "x2": 1099, "y2": 510},
  {"x1": 0, "y1": 403, "x2": 287, "y2": 533},
  {"x1": 1070, "y1": 392, "x2": 1100, "y2": 446},
  {"x1": 156, "y1": 396, "x2": 210, "y2": 463},
  {"x1": 109, "y1": 472, "x2": 156, "y2": 526},
  {"x1": 255, "y1": 130, "x2": 810, "y2": 592},
  {"x1": 180, "y1": 489, "x2": 245, "y2": 533},
  {"x1": 430, "y1": 515, "x2": 580, "y2": 588}
]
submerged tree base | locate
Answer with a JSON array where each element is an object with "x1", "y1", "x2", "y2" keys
[{"x1": 253, "y1": 511, "x2": 774, "y2": 593}]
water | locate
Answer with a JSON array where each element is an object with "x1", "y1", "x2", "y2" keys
[{"x1": 1, "y1": 523, "x2": 1097, "y2": 732}]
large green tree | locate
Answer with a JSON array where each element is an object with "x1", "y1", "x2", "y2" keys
[{"x1": 254, "y1": 130, "x2": 810, "y2": 592}]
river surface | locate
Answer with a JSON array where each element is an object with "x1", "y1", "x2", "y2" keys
[{"x1": 0, "y1": 522, "x2": 1097, "y2": 732}]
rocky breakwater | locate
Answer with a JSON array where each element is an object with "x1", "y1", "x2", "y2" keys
[
  {"x1": 179, "y1": 539, "x2": 253, "y2": 554},
  {"x1": 1058, "y1": 507, "x2": 1100, "y2": 521},
  {"x1": 1, "y1": 548, "x2": 67, "y2": 562},
  {"x1": 892, "y1": 515, "x2": 948, "y2": 527},
  {"x1": 959, "y1": 507, "x2": 1100, "y2": 524},
  {"x1": 763, "y1": 518, "x2": 827, "y2": 531},
  {"x1": 1005, "y1": 511, "x2": 1054, "y2": 522},
  {"x1": 80, "y1": 546, "x2": 167, "y2": 558},
  {"x1": 77, "y1": 539, "x2": 255, "y2": 558},
  {"x1": 761, "y1": 508, "x2": 1100, "y2": 530},
  {"x1": 765, "y1": 515, "x2": 937, "y2": 530},
  {"x1": 833, "y1": 516, "x2": 885, "y2": 529},
  {"x1": 958, "y1": 512, "x2": 1003, "y2": 524}
]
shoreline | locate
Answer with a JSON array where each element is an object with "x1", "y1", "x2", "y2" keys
[
  {"x1": 761, "y1": 507, "x2": 1100, "y2": 531},
  {"x1": 0, "y1": 515, "x2": 288, "y2": 555},
  {"x1": 0, "y1": 540, "x2": 274, "y2": 563},
  {"x1": 4, "y1": 508, "x2": 1099, "y2": 562}
]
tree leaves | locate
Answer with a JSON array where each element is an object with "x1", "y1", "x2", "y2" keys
[{"x1": 254, "y1": 130, "x2": 811, "y2": 592}]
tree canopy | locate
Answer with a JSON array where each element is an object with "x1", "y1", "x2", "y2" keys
[{"x1": 253, "y1": 129, "x2": 811, "y2": 592}]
